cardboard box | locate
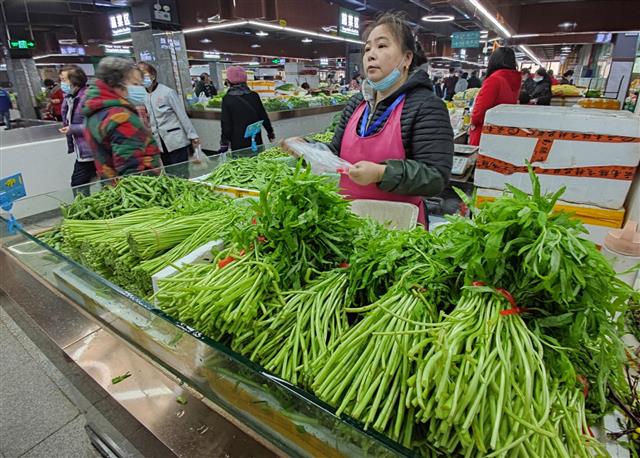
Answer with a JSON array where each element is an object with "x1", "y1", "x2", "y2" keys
[
  {"x1": 475, "y1": 187, "x2": 625, "y2": 247},
  {"x1": 474, "y1": 105, "x2": 640, "y2": 209}
]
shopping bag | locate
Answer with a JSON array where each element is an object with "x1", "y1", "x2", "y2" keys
[
  {"x1": 283, "y1": 138, "x2": 352, "y2": 175},
  {"x1": 191, "y1": 144, "x2": 209, "y2": 164}
]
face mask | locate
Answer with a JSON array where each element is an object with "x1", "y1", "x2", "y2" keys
[
  {"x1": 143, "y1": 76, "x2": 154, "y2": 89},
  {"x1": 61, "y1": 82, "x2": 72, "y2": 94},
  {"x1": 533, "y1": 76, "x2": 543, "y2": 82},
  {"x1": 126, "y1": 85, "x2": 147, "y2": 105},
  {"x1": 366, "y1": 57, "x2": 405, "y2": 92}
]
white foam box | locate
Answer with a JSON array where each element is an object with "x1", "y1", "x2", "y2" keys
[
  {"x1": 474, "y1": 105, "x2": 640, "y2": 209},
  {"x1": 476, "y1": 187, "x2": 626, "y2": 248},
  {"x1": 151, "y1": 240, "x2": 224, "y2": 296}
]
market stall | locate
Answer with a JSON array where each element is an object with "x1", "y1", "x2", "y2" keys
[{"x1": 1, "y1": 139, "x2": 638, "y2": 456}]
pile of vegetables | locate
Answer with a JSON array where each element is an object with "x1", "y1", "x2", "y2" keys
[
  {"x1": 38, "y1": 162, "x2": 639, "y2": 456},
  {"x1": 552, "y1": 84, "x2": 583, "y2": 96},
  {"x1": 262, "y1": 97, "x2": 289, "y2": 112},
  {"x1": 453, "y1": 87, "x2": 480, "y2": 102}
]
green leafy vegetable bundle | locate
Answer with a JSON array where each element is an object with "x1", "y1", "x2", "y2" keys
[{"x1": 205, "y1": 156, "x2": 294, "y2": 190}]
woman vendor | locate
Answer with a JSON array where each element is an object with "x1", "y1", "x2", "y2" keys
[{"x1": 285, "y1": 12, "x2": 453, "y2": 226}]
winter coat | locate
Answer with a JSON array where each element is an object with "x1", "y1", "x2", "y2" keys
[
  {"x1": 467, "y1": 76, "x2": 482, "y2": 89},
  {"x1": 194, "y1": 80, "x2": 217, "y2": 98},
  {"x1": 469, "y1": 69, "x2": 522, "y2": 146},
  {"x1": 443, "y1": 75, "x2": 458, "y2": 101},
  {"x1": 144, "y1": 83, "x2": 198, "y2": 153},
  {"x1": 455, "y1": 78, "x2": 469, "y2": 94},
  {"x1": 0, "y1": 89, "x2": 11, "y2": 112},
  {"x1": 521, "y1": 77, "x2": 536, "y2": 96},
  {"x1": 220, "y1": 83, "x2": 274, "y2": 150},
  {"x1": 529, "y1": 79, "x2": 553, "y2": 105},
  {"x1": 47, "y1": 85, "x2": 64, "y2": 118},
  {"x1": 62, "y1": 85, "x2": 93, "y2": 162},
  {"x1": 329, "y1": 69, "x2": 454, "y2": 197},
  {"x1": 83, "y1": 80, "x2": 161, "y2": 179}
]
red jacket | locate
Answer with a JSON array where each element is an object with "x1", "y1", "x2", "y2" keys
[{"x1": 469, "y1": 69, "x2": 521, "y2": 146}]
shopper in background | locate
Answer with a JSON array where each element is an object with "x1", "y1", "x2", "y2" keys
[
  {"x1": 468, "y1": 47, "x2": 521, "y2": 146},
  {"x1": 0, "y1": 86, "x2": 12, "y2": 130},
  {"x1": 44, "y1": 78, "x2": 64, "y2": 121},
  {"x1": 194, "y1": 73, "x2": 217, "y2": 98},
  {"x1": 443, "y1": 67, "x2": 458, "y2": 101},
  {"x1": 526, "y1": 68, "x2": 553, "y2": 105},
  {"x1": 138, "y1": 62, "x2": 200, "y2": 178},
  {"x1": 432, "y1": 76, "x2": 445, "y2": 99},
  {"x1": 548, "y1": 69, "x2": 559, "y2": 85},
  {"x1": 59, "y1": 65, "x2": 95, "y2": 194},
  {"x1": 349, "y1": 73, "x2": 362, "y2": 91},
  {"x1": 83, "y1": 57, "x2": 161, "y2": 180},
  {"x1": 560, "y1": 69, "x2": 574, "y2": 85},
  {"x1": 467, "y1": 70, "x2": 482, "y2": 89},
  {"x1": 220, "y1": 66, "x2": 275, "y2": 151},
  {"x1": 455, "y1": 72, "x2": 469, "y2": 94},
  {"x1": 520, "y1": 68, "x2": 535, "y2": 96},
  {"x1": 285, "y1": 12, "x2": 453, "y2": 227}
]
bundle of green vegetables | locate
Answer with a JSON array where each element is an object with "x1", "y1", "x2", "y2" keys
[
  {"x1": 257, "y1": 146, "x2": 289, "y2": 160},
  {"x1": 205, "y1": 156, "x2": 294, "y2": 189},
  {"x1": 263, "y1": 98, "x2": 289, "y2": 112}
]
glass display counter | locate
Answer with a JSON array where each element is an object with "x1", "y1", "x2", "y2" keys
[{"x1": 0, "y1": 149, "x2": 415, "y2": 458}]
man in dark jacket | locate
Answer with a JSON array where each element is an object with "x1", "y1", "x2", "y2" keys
[
  {"x1": 467, "y1": 71, "x2": 482, "y2": 89},
  {"x1": 329, "y1": 69, "x2": 453, "y2": 196},
  {"x1": 220, "y1": 66, "x2": 274, "y2": 151},
  {"x1": 527, "y1": 68, "x2": 553, "y2": 105},
  {"x1": 194, "y1": 73, "x2": 217, "y2": 98},
  {"x1": 442, "y1": 67, "x2": 458, "y2": 101}
]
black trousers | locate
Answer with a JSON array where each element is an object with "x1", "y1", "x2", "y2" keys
[
  {"x1": 160, "y1": 139, "x2": 191, "y2": 178},
  {"x1": 71, "y1": 160, "x2": 96, "y2": 196}
]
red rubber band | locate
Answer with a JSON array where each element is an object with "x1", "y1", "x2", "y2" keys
[
  {"x1": 496, "y1": 288, "x2": 517, "y2": 308},
  {"x1": 472, "y1": 281, "x2": 487, "y2": 287},
  {"x1": 218, "y1": 256, "x2": 235, "y2": 269},
  {"x1": 577, "y1": 375, "x2": 589, "y2": 399},
  {"x1": 339, "y1": 262, "x2": 350, "y2": 268},
  {"x1": 257, "y1": 235, "x2": 267, "y2": 243}
]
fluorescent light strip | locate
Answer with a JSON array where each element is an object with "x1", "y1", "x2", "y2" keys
[
  {"x1": 247, "y1": 20, "x2": 363, "y2": 44},
  {"x1": 468, "y1": 0, "x2": 512, "y2": 38},
  {"x1": 186, "y1": 49, "x2": 313, "y2": 62},
  {"x1": 33, "y1": 54, "x2": 66, "y2": 60},
  {"x1": 112, "y1": 38, "x2": 133, "y2": 44},
  {"x1": 518, "y1": 45, "x2": 541, "y2": 66},
  {"x1": 437, "y1": 56, "x2": 486, "y2": 67},
  {"x1": 182, "y1": 20, "x2": 249, "y2": 34}
]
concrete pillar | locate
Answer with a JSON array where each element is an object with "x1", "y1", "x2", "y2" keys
[
  {"x1": 208, "y1": 62, "x2": 224, "y2": 92},
  {"x1": 131, "y1": 29, "x2": 191, "y2": 100},
  {"x1": 605, "y1": 33, "x2": 639, "y2": 105},
  {"x1": 2, "y1": 49, "x2": 40, "y2": 119},
  {"x1": 345, "y1": 43, "x2": 362, "y2": 81}
]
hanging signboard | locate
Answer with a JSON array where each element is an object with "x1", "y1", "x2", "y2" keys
[
  {"x1": 338, "y1": 7, "x2": 360, "y2": 38},
  {"x1": 109, "y1": 11, "x2": 131, "y2": 39},
  {"x1": 451, "y1": 31, "x2": 481, "y2": 49}
]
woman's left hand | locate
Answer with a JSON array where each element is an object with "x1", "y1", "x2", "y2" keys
[
  {"x1": 191, "y1": 138, "x2": 201, "y2": 147},
  {"x1": 348, "y1": 161, "x2": 386, "y2": 186}
]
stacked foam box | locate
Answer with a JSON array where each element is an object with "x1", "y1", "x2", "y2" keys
[{"x1": 474, "y1": 105, "x2": 640, "y2": 246}]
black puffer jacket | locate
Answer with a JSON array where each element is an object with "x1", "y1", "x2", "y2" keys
[{"x1": 329, "y1": 70, "x2": 453, "y2": 196}]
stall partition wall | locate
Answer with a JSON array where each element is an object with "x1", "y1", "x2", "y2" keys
[{"x1": 0, "y1": 124, "x2": 75, "y2": 218}]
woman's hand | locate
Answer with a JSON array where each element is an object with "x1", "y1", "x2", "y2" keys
[
  {"x1": 191, "y1": 138, "x2": 201, "y2": 147},
  {"x1": 348, "y1": 161, "x2": 386, "y2": 186},
  {"x1": 59, "y1": 126, "x2": 70, "y2": 134}
]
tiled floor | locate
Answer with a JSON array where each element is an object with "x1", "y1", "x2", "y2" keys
[{"x1": 0, "y1": 307, "x2": 101, "y2": 458}]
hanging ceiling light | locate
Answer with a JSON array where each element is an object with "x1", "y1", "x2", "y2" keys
[
  {"x1": 422, "y1": 14, "x2": 455, "y2": 22},
  {"x1": 256, "y1": 31, "x2": 269, "y2": 37},
  {"x1": 468, "y1": 0, "x2": 512, "y2": 38},
  {"x1": 301, "y1": 38, "x2": 313, "y2": 43},
  {"x1": 250, "y1": 43, "x2": 261, "y2": 48},
  {"x1": 199, "y1": 38, "x2": 212, "y2": 44}
]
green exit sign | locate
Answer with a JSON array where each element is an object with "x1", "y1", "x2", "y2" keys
[{"x1": 9, "y1": 39, "x2": 36, "y2": 49}]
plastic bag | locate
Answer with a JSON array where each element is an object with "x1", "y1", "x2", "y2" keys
[
  {"x1": 191, "y1": 144, "x2": 209, "y2": 164},
  {"x1": 284, "y1": 138, "x2": 352, "y2": 175}
]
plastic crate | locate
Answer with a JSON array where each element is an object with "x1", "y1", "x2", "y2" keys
[
  {"x1": 151, "y1": 240, "x2": 225, "y2": 296},
  {"x1": 350, "y1": 199, "x2": 419, "y2": 230}
]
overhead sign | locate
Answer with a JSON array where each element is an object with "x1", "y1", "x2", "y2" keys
[
  {"x1": 104, "y1": 45, "x2": 132, "y2": 56},
  {"x1": 203, "y1": 51, "x2": 221, "y2": 60},
  {"x1": 338, "y1": 7, "x2": 359, "y2": 38},
  {"x1": 320, "y1": 57, "x2": 329, "y2": 66},
  {"x1": 60, "y1": 45, "x2": 86, "y2": 56},
  {"x1": 8, "y1": 39, "x2": 35, "y2": 50},
  {"x1": 109, "y1": 11, "x2": 131, "y2": 38},
  {"x1": 271, "y1": 58, "x2": 286, "y2": 65},
  {"x1": 451, "y1": 31, "x2": 481, "y2": 49}
]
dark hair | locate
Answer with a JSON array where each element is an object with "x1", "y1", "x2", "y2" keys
[
  {"x1": 535, "y1": 67, "x2": 548, "y2": 78},
  {"x1": 432, "y1": 76, "x2": 440, "y2": 83},
  {"x1": 60, "y1": 65, "x2": 88, "y2": 88},
  {"x1": 200, "y1": 73, "x2": 209, "y2": 80},
  {"x1": 461, "y1": 72, "x2": 468, "y2": 79},
  {"x1": 563, "y1": 69, "x2": 574, "y2": 78},
  {"x1": 521, "y1": 68, "x2": 531, "y2": 75},
  {"x1": 44, "y1": 79, "x2": 55, "y2": 87},
  {"x1": 95, "y1": 57, "x2": 139, "y2": 88},
  {"x1": 486, "y1": 47, "x2": 517, "y2": 77},
  {"x1": 137, "y1": 62, "x2": 157, "y2": 78},
  {"x1": 471, "y1": 70, "x2": 477, "y2": 76},
  {"x1": 362, "y1": 12, "x2": 427, "y2": 71}
]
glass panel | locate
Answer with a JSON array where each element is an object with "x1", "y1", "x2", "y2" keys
[{"x1": 0, "y1": 144, "x2": 413, "y2": 457}]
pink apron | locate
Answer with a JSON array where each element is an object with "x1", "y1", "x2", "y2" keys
[{"x1": 339, "y1": 97, "x2": 427, "y2": 226}]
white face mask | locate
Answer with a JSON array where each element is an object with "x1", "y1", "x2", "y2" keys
[{"x1": 533, "y1": 76, "x2": 543, "y2": 82}]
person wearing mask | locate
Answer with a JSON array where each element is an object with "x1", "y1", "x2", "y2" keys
[
  {"x1": 220, "y1": 66, "x2": 275, "y2": 151},
  {"x1": 59, "y1": 65, "x2": 95, "y2": 194},
  {"x1": 83, "y1": 57, "x2": 161, "y2": 180},
  {"x1": 194, "y1": 73, "x2": 217, "y2": 98},
  {"x1": 284, "y1": 12, "x2": 453, "y2": 227},
  {"x1": 0, "y1": 86, "x2": 12, "y2": 130},
  {"x1": 443, "y1": 67, "x2": 458, "y2": 101},
  {"x1": 527, "y1": 68, "x2": 553, "y2": 105},
  {"x1": 138, "y1": 63, "x2": 200, "y2": 178},
  {"x1": 44, "y1": 79, "x2": 64, "y2": 121},
  {"x1": 560, "y1": 69, "x2": 574, "y2": 85},
  {"x1": 468, "y1": 47, "x2": 521, "y2": 146},
  {"x1": 467, "y1": 71, "x2": 482, "y2": 89},
  {"x1": 455, "y1": 72, "x2": 469, "y2": 94},
  {"x1": 432, "y1": 76, "x2": 445, "y2": 99},
  {"x1": 520, "y1": 68, "x2": 535, "y2": 97}
]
